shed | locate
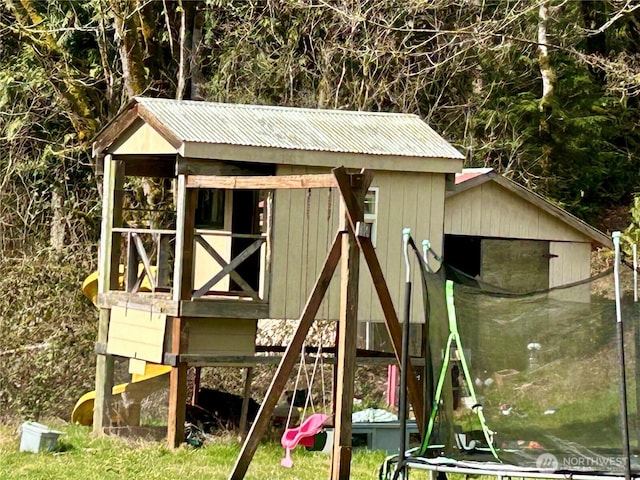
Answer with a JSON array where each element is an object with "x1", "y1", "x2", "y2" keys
[
  {"x1": 444, "y1": 168, "x2": 612, "y2": 292},
  {"x1": 89, "y1": 97, "x2": 464, "y2": 459}
]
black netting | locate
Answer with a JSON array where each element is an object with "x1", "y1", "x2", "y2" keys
[{"x1": 416, "y1": 246, "x2": 640, "y2": 474}]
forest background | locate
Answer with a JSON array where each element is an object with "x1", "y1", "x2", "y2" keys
[{"x1": 0, "y1": 0, "x2": 639, "y2": 421}]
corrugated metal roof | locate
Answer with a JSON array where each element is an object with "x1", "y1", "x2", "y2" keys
[{"x1": 134, "y1": 97, "x2": 464, "y2": 160}]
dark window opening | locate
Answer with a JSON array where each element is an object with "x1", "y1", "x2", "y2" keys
[
  {"x1": 195, "y1": 189, "x2": 225, "y2": 229},
  {"x1": 230, "y1": 190, "x2": 261, "y2": 292},
  {"x1": 444, "y1": 235, "x2": 482, "y2": 277}
]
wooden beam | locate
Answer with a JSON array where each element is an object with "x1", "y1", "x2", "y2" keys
[
  {"x1": 173, "y1": 175, "x2": 198, "y2": 303},
  {"x1": 333, "y1": 167, "x2": 425, "y2": 436},
  {"x1": 167, "y1": 173, "x2": 197, "y2": 448},
  {"x1": 186, "y1": 173, "x2": 338, "y2": 190},
  {"x1": 177, "y1": 158, "x2": 275, "y2": 177},
  {"x1": 97, "y1": 292, "x2": 179, "y2": 316},
  {"x1": 180, "y1": 299, "x2": 268, "y2": 319},
  {"x1": 191, "y1": 366, "x2": 201, "y2": 405},
  {"x1": 167, "y1": 317, "x2": 188, "y2": 448},
  {"x1": 157, "y1": 234, "x2": 172, "y2": 289},
  {"x1": 92, "y1": 105, "x2": 140, "y2": 156},
  {"x1": 93, "y1": 309, "x2": 114, "y2": 432},
  {"x1": 228, "y1": 233, "x2": 342, "y2": 480},
  {"x1": 122, "y1": 155, "x2": 176, "y2": 178},
  {"x1": 93, "y1": 157, "x2": 124, "y2": 434},
  {"x1": 137, "y1": 104, "x2": 183, "y2": 149},
  {"x1": 167, "y1": 353, "x2": 427, "y2": 367},
  {"x1": 182, "y1": 142, "x2": 462, "y2": 175},
  {"x1": 238, "y1": 367, "x2": 254, "y2": 440},
  {"x1": 126, "y1": 233, "x2": 138, "y2": 292},
  {"x1": 331, "y1": 182, "x2": 364, "y2": 480}
]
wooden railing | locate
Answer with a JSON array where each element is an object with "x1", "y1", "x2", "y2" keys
[
  {"x1": 113, "y1": 227, "x2": 175, "y2": 293},
  {"x1": 112, "y1": 227, "x2": 266, "y2": 301},
  {"x1": 193, "y1": 231, "x2": 266, "y2": 301}
]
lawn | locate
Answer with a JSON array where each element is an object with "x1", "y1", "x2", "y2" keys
[{"x1": 0, "y1": 422, "x2": 403, "y2": 480}]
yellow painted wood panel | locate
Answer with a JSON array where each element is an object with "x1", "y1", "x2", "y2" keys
[
  {"x1": 193, "y1": 233, "x2": 232, "y2": 291},
  {"x1": 381, "y1": 172, "x2": 406, "y2": 320},
  {"x1": 107, "y1": 306, "x2": 167, "y2": 363},
  {"x1": 359, "y1": 172, "x2": 445, "y2": 323},
  {"x1": 111, "y1": 121, "x2": 176, "y2": 155},
  {"x1": 358, "y1": 174, "x2": 388, "y2": 323},
  {"x1": 427, "y1": 173, "x2": 445, "y2": 272}
]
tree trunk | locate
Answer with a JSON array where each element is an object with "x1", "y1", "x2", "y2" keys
[
  {"x1": 538, "y1": 0, "x2": 555, "y2": 184},
  {"x1": 111, "y1": 0, "x2": 148, "y2": 97},
  {"x1": 176, "y1": 0, "x2": 189, "y2": 100},
  {"x1": 190, "y1": 9, "x2": 205, "y2": 100},
  {"x1": 538, "y1": 1, "x2": 554, "y2": 112}
]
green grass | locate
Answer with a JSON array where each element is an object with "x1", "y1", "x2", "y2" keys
[{"x1": 0, "y1": 423, "x2": 400, "y2": 480}]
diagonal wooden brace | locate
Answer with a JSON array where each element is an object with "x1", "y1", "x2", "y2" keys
[
  {"x1": 332, "y1": 166, "x2": 425, "y2": 435},
  {"x1": 194, "y1": 238, "x2": 264, "y2": 298},
  {"x1": 132, "y1": 232, "x2": 157, "y2": 290},
  {"x1": 228, "y1": 233, "x2": 343, "y2": 480},
  {"x1": 194, "y1": 235, "x2": 261, "y2": 300}
]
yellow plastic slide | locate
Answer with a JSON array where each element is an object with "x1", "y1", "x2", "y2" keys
[{"x1": 71, "y1": 270, "x2": 171, "y2": 426}]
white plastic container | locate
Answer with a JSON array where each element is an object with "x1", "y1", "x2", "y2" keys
[{"x1": 19, "y1": 422, "x2": 63, "y2": 453}]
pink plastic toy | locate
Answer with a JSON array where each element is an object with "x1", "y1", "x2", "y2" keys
[{"x1": 280, "y1": 413, "x2": 329, "y2": 468}]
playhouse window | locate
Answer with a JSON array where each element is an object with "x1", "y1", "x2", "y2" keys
[
  {"x1": 195, "y1": 189, "x2": 226, "y2": 229},
  {"x1": 364, "y1": 188, "x2": 378, "y2": 247}
]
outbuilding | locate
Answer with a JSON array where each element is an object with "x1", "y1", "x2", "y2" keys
[{"x1": 444, "y1": 168, "x2": 612, "y2": 292}]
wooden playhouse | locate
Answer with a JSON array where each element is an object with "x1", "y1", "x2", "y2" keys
[{"x1": 90, "y1": 97, "x2": 463, "y2": 479}]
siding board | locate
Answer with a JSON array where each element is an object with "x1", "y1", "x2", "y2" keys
[
  {"x1": 270, "y1": 169, "x2": 447, "y2": 323},
  {"x1": 445, "y1": 182, "x2": 593, "y2": 243}
]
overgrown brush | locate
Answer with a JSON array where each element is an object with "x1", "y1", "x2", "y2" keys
[{"x1": 0, "y1": 248, "x2": 97, "y2": 422}]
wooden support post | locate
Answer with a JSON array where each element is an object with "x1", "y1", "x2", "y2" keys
[
  {"x1": 333, "y1": 167, "x2": 425, "y2": 436},
  {"x1": 93, "y1": 309, "x2": 114, "y2": 431},
  {"x1": 330, "y1": 170, "x2": 369, "y2": 480},
  {"x1": 173, "y1": 174, "x2": 197, "y2": 302},
  {"x1": 167, "y1": 174, "x2": 197, "y2": 448},
  {"x1": 228, "y1": 234, "x2": 342, "y2": 480},
  {"x1": 239, "y1": 367, "x2": 254, "y2": 440},
  {"x1": 191, "y1": 366, "x2": 202, "y2": 406},
  {"x1": 168, "y1": 317, "x2": 188, "y2": 448},
  {"x1": 93, "y1": 156, "x2": 123, "y2": 433}
]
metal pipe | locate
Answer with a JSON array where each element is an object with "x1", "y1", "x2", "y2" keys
[
  {"x1": 388, "y1": 459, "x2": 637, "y2": 480},
  {"x1": 613, "y1": 231, "x2": 632, "y2": 480},
  {"x1": 393, "y1": 228, "x2": 412, "y2": 480},
  {"x1": 422, "y1": 240, "x2": 432, "y2": 273},
  {"x1": 403, "y1": 228, "x2": 411, "y2": 283}
]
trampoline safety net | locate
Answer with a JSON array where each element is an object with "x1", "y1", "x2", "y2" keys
[{"x1": 418, "y1": 257, "x2": 640, "y2": 474}]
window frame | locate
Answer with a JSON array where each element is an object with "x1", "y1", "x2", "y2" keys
[{"x1": 364, "y1": 187, "x2": 379, "y2": 247}]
